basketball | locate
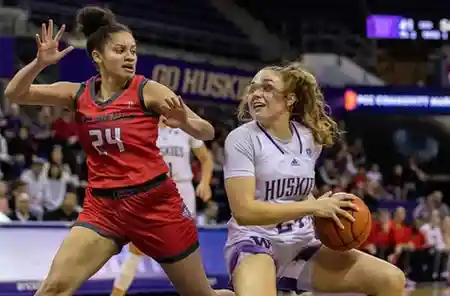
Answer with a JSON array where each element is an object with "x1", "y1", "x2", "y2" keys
[{"x1": 313, "y1": 196, "x2": 372, "y2": 251}]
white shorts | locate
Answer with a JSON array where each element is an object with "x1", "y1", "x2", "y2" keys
[
  {"x1": 175, "y1": 181, "x2": 196, "y2": 216},
  {"x1": 224, "y1": 232, "x2": 321, "y2": 293}
]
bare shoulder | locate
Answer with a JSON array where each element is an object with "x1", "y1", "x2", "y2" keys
[{"x1": 142, "y1": 80, "x2": 172, "y2": 98}]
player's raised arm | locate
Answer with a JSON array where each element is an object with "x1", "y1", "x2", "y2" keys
[
  {"x1": 142, "y1": 81, "x2": 215, "y2": 140},
  {"x1": 4, "y1": 20, "x2": 78, "y2": 107}
]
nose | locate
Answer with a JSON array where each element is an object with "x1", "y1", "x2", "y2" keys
[{"x1": 251, "y1": 88, "x2": 264, "y2": 99}]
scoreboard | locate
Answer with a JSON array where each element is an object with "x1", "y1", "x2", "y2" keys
[{"x1": 366, "y1": 15, "x2": 450, "y2": 41}]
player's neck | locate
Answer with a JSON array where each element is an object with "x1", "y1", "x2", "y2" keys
[
  {"x1": 265, "y1": 117, "x2": 292, "y2": 141},
  {"x1": 99, "y1": 75, "x2": 129, "y2": 99}
]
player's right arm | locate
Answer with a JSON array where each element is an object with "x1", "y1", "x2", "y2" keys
[
  {"x1": 224, "y1": 127, "x2": 357, "y2": 227},
  {"x1": 5, "y1": 60, "x2": 79, "y2": 107},
  {"x1": 4, "y1": 20, "x2": 77, "y2": 107}
]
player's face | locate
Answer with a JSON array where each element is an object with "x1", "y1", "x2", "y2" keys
[
  {"x1": 98, "y1": 31, "x2": 137, "y2": 80},
  {"x1": 246, "y1": 69, "x2": 288, "y2": 122}
]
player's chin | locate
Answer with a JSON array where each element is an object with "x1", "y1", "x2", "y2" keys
[
  {"x1": 251, "y1": 110, "x2": 270, "y2": 122},
  {"x1": 121, "y1": 68, "x2": 135, "y2": 79}
]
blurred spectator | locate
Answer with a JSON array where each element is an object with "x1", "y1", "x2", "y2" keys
[
  {"x1": 29, "y1": 106, "x2": 54, "y2": 159},
  {"x1": 349, "y1": 138, "x2": 366, "y2": 167},
  {"x1": 7, "y1": 127, "x2": 33, "y2": 179},
  {"x1": 364, "y1": 209, "x2": 394, "y2": 260},
  {"x1": 4, "y1": 103, "x2": 23, "y2": 138},
  {"x1": 386, "y1": 164, "x2": 405, "y2": 200},
  {"x1": 392, "y1": 207, "x2": 412, "y2": 250},
  {"x1": 51, "y1": 108, "x2": 78, "y2": 147},
  {"x1": 0, "y1": 131, "x2": 10, "y2": 178},
  {"x1": 403, "y1": 156, "x2": 428, "y2": 197},
  {"x1": 419, "y1": 210, "x2": 449, "y2": 281},
  {"x1": 442, "y1": 216, "x2": 450, "y2": 249},
  {"x1": 20, "y1": 157, "x2": 50, "y2": 218},
  {"x1": 353, "y1": 166, "x2": 367, "y2": 186},
  {"x1": 0, "y1": 181, "x2": 10, "y2": 215},
  {"x1": 44, "y1": 164, "x2": 77, "y2": 211},
  {"x1": 367, "y1": 164, "x2": 383, "y2": 183},
  {"x1": 420, "y1": 210, "x2": 446, "y2": 250},
  {"x1": 317, "y1": 159, "x2": 339, "y2": 187},
  {"x1": 334, "y1": 142, "x2": 356, "y2": 176},
  {"x1": 414, "y1": 191, "x2": 450, "y2": 223},
  {"x1": 388, "y1": 207, "x2": 413, "y2": 263},
  {"x1": 43, "y1": 191, "x2": 80, "y2": 221},
  {"x1": 8, "y1": 192, "x2": 38, "y2": 222}
]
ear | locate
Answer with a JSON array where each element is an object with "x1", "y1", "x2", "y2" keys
[
  {"x1": 91, "y1": 50, "x2": 102, "y2": 65},
  {"x1": 286, "y1": 93, "x2": 297, "y2": 108}
]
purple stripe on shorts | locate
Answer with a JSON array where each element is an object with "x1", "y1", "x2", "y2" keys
[{"x1": 228, "y1": 241, "x2": 273, "y2": 276}]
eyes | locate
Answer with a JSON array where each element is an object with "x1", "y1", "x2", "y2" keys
[
  {"x1": 247, "y1": 82, "x2": 275, "y2": 94},
  {"x1": 113, "y1": 46, "x2": 137, "y2": 55}
]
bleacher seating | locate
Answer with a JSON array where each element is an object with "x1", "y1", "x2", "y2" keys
[{"x1": 23, "y1": 0, "x2": 260, "y2": 60}]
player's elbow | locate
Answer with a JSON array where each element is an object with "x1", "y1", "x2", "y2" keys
[
  {"x1": 231, "y1": 203, "x2": 261, "y2": 226},
  {"x1": 4, "y1": 87, "x2": 22, "y2": 103}
]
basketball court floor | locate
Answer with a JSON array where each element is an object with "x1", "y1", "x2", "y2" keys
[{"x1": 409, "y1": 283, "x2": 450, "y2": 296}]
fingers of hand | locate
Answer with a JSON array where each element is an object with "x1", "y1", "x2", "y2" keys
[
  {"x1": 338, "y1": 200, "x2": 359, "y2": 211},
  {"x1": 331, "y1": 214, "x2": 345, "y2": 229},
  {"x1": 177, "y1": 96, "x2": 185, "y2": 107},
  {"x1": 35, "y1": 34, "x2": 42, "y2": 48},
  {"x1": 59, "y1": 46, "x2": 74, "y2": 58},
  {"x1": 166, "y1": 97, "x2": 182, "y2": 109},
  {"x1": 41, "y1": 23, "x2": 47, "y2": 42},
  {"x1": 334, "y1": 193, "x2": 357, "y2": 201},
  {"x1": 54, "y1": 24, "x2": 66, "y2": 42},
  {"x1": 335, "y1": 208, "x2": 355, "y2": 223},
  {"x1": 48, "y1": 19, "x2": 53, "y2": 40},
  {"x1": 318, "y1": 191, "x2": 332, "y2": 199}
]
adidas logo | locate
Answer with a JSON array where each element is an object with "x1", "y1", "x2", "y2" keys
[{"x1": 291, "y1": 159, "x2": 300, "y2": 166}]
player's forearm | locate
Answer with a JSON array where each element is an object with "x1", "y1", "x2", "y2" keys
[
  {"x1": 4, "y1": 59, "x2": 45, "y2": 100},
  {"x1": 182, "y1": 118, "x2": 215, "y2": 141},
  {"x1": 199, "y1": 153, "x2": 213, "y2": 185},
  {"x1": 234, "y1": 199, "x2": 317, "y2": 226}
]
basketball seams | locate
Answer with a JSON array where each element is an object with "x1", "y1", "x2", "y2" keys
[{"x1": 315, "y1": 198, "x2": 372, "y2": 251}]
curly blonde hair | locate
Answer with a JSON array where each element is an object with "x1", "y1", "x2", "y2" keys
[{"x1": 237, "y1": 61, "x2": 339, "y2": 147}]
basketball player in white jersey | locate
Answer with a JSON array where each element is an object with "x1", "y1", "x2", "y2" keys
[
  {"x1": 223, "y1": 62, "x2": 405, "y2": 296},
  {"x1": 111, "y1": 121, "x2": 214, "y2": 296}
]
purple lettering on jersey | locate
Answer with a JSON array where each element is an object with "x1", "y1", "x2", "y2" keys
[
  {"x1": 250, "y1": 236, "x2": 272, "y2": 249},
  {"x1": 276, "y1": 218, "x2": 306, "y2": 234}
]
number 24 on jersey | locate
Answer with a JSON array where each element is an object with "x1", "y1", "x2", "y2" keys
[{"x1": 89, "y1": 128, "x2": 125, "y2": 155}]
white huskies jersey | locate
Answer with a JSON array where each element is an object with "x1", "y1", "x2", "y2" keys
[
  {"x1": 157, "y1": 127, "x2": 204, "y2": 182},
  {"x1": 223, "y1": 121, "x2": 322, "y2": 244}
]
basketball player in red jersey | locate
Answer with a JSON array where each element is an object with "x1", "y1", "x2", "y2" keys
[{"x1": 5, "y1": 6, "x2": 234, "y2": 296}]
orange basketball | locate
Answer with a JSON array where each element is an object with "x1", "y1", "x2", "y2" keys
[{"x1": 313, "y1": 196, "x2": 372, "y2": 251}]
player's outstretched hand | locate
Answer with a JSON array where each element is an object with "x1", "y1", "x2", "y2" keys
[
  {"x1": 311, "y1": 191, "x2": 359, "y2": 229},
  {"x1": 160, "y1": 96, "x2": 188, "y2": 128},
  {"x1": 35, "y1": 19, "x2": 73, "y2": 67}
]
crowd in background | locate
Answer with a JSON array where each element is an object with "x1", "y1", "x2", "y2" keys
[{"x1": 0, "y1": 100, "x2": 450, "y2": 287}]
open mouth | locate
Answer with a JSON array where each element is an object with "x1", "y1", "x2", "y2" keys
[
  {"x1": 252, "y1": 101, "x2": 266, "y2": 110},
  {"x1": 122, "y1": 65, "x2": 135, "y2": 72}
]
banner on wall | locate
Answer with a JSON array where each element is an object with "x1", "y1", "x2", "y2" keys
[
  {"x1": 0, "y1": 224, "x2": 229, "y2": 296},
  {"x1": 343, "y1": 86, "x2": 450, "y2": 114},
  {"x1": 0, "y1": 37, "x2": 14, "y2": 78},
  {"x1": 59, "y1": 49, "x2": 254, "y2": 102}
]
